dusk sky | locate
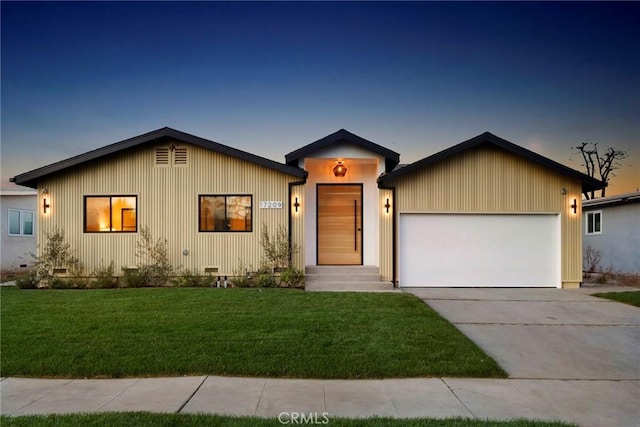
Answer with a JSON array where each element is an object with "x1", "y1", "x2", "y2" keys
[{"x1": 2, "y1": 1, "x2": 638, "y2": 194}]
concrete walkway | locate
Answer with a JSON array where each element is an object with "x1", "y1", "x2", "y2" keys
[
  {"x1": 2, "y1": 287, "x2": 639, "y2": 426},
  {"x1": 2, "y1": 375, "x2": 638, "y2": 426}
]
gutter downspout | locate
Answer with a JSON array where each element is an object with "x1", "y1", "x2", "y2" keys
[
  {"x1": 378, "y1": 176, "x2": 397, "y2": 288},
  {"x1": 288, "y1": 174, "x2": 308, "y2": 267}
]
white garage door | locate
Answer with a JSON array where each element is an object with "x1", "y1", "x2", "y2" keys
[{"x1": 399, "y1": 214, "x2": 560, "y2": 287}]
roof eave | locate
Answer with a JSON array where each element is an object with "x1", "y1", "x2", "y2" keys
[
  {"x1": 285, "y1": 129, "x2": 400, "y2": 171},
  {"x1": 11, "y1": 127, "x2": 306, "y2": 187},
  {"x1": 378, "y1": 132, "x2": 608, "y2": 191}
]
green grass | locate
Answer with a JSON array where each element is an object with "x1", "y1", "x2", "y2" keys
[
  {"x1": 0, "y1": 413, "x2": 576, "y2": 427},
  {"x1": 592, "y1": 290, "x2": 640, "y2": 307},
  {"x1": 0, "y1": 287, "x2": 506, "y2": 379}
]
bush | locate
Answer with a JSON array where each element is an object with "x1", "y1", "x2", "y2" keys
[
  {"x1": 135, "y1": 227, "x2": 175, "y2": 286},
  {"x1": 584, "y1": 245, "x2": 602, "y2": 274},
  {"x1": 15, "y1": 275, "x2": 38, "y2": 289},
  {"x1": 260, "y1": 224, "x2": 297, "y2": 271},
  {"x1": 255, "y1": 273, "x2": 276, "y2": 288},
  {"x1": 231, "y1": 260, "x2": 254, "y2": 287},
  {"x1": 20, "y1": 227, "x2": 83, "y2": 289},
  {"x1": 280, "y1": 267, "x2": 305, "y2": 288},
  {"x1": 91, "y1": 262, "x2": 119, "y2": 289},
  {"x1": 48, "y1": 277, "x2": 88, "y2": 289},
  {"x1": 121, "y1": 269, "x2": 149, "y2": 288},
  {"x1": 173, "y1": 269, "x2": 213, "y2": 288}
]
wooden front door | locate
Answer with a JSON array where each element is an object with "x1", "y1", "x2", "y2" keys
[{"x1": 317, "y1": 184, "x2": 363, "y2": 265}]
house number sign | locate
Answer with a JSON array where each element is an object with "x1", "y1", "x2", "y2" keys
[{"x1": 260, "y1": 201, "x2": 283, "y2": 209}]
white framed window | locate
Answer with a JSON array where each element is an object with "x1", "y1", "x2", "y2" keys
[
  {"x1": 8, "y1": 209, "x2": 34, "y2": 237},
  {"x1": 586, "y1": 211, "x2": 602, "y2": 235}
]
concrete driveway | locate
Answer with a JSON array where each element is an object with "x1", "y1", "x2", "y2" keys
[{"x1": 406, "y1": 288, "x2": 640, "y2": 380}]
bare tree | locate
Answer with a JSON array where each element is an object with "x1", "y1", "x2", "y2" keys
[{"x1": 573, "y1": 141, "x2": 628, "y2": 199}]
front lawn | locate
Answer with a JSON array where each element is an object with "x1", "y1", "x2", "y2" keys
[
  {"x1": 0, "y1": 413, "x2": 576, "y2": 427},
  {"x1": 591, "y1": 290, "x2": 640, "y2": 307},
  {"x1": 0, "y1": 287, "x2": 506, "y2": 379}
]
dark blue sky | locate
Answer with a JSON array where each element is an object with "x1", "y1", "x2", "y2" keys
[{"x1": 2, "y1": 1, "x2": 638, "y2": 193}]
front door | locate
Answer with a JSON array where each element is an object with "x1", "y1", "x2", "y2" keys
[{"x1": 317, "y1": 184, "x2": 363, "y2": 265}]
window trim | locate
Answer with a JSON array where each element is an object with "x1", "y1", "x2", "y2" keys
[
  {"x1": 585, "y1": 210, "x2": 602, "y2": 235},
  {"x1": 198, "y1": 194, "x2": 253, "y2": 233},
  {"x1": 8, "y1": 209, "x2": 35, "y2": 237},
  {"x1": 83, "y1": 195, "x2": 138, "y2": 233}
]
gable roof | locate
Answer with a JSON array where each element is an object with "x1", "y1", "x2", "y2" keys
[
  {"x1": 11, "y1": 127, "x2": 307, "y2": 188},
  {"x1": 285, "y1": 129, "x2": 400, "y2": 173},
  {"x1": 377, "y1": 131, "x2": 606, "y2": 193},
  {"x1": 582, "y1": 190, "x2": 640, "y2": 210}
]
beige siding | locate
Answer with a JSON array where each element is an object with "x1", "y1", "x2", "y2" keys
[
  {"x1": 379, "y1": 188, "x2": 394, "y2": 282},
  {"x1": 38, "y1": 141, "x2": 303, "y2": 277},
  {"x1": 390, "y1": 146, "x2": 583, "y2": 287},
  {"x1": 290, "y1": 184, "x2": 305, "y2": 270}
]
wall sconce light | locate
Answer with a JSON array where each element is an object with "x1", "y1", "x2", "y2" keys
[
  {"x1": 294, "y1": 197, "x2": 300, "y2": 212},
  {"x1": 571, "y1": 198, "x2": 577, "y2": 214},
  {"x1": 384, "y1": 198, "x2": 391, "y2": 214},
  {"x1": 333, "y1": 161, "x2": 347, "y2": 177},
  {"x1": 43, "y1": 198, "x2": 50, "y2": 214}
]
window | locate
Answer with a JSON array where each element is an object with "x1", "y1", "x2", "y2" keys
[
  {"x1": 84, "y1": 196, "x2": 137, "y2": 233},
  {"x1": 586, "y1": 211, "x2": 602, "y2": 235},
  {"x1": 8, "y1": 209, "x2": 34, "y2": 236},
  {"x1": 199, "y1": 195, "x2": 252, "y2": 232}
]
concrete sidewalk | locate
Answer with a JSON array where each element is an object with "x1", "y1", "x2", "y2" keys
[{"x1": 2, "y1": 375, "x2": 638, "y2": 426}]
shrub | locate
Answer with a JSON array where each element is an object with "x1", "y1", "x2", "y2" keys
[
  {"x1": 121, "y1": 268, "x2": 149, "y2": 288},
  {"x1": 255, "y1": 273, "x2": 276, "y2": 288},
  {"x1": 260, "y1": 224, "x2": 298, "y2": 271},
  {"x1": 27, "y1": 228, "x2": 83, "y2": 288},
  {"x1": 15, "y1": 274, "x2": 38, "y2": 289},
  {"x1": 135, "y1": 227, "x2": 175, "y2": 286},
  {"x1": 91, "y1": 262, "x2": 119, "y2": 289},
  {"x1": 280, "y1": 267, "x2": 305, "y2": 288},
  {"x1": 47, "y1": 276, "x2": 88, "y2": 289},
  {"x1": 231, "y1": 260, "x2": 254, "y2": 288},
  {"x1": 173, "y1": 269, "x2": 212, "y2": 288},
  {"x1": 584, "y1": 245, "x2": 602, "y2": 274}
]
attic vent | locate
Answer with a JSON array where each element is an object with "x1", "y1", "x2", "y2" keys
[
  {"x1": 174, "y1": 147, "x2": 188, "y2": 165},
  {"x1": 155, "y1": 148, "x2": 170, "y2": 165}
]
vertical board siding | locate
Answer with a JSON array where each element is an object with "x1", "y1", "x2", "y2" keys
[
  {"x1": 290, "y1": 184, "x2": 305, "y2": 270},
  {"x1": 393, "y1": 146, "x2": 583, "y2": 285},
  {"x1": 38, "y1": 142, "x2": 302, "y2": 277},
  {"x1": 379, "y1": 188, "x2": 394, "y2": 282}
]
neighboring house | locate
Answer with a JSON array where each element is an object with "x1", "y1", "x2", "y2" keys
[
  {"x1": 11, "y1": 127, "x2": 604, "y2": 288},
  {"x1": 582, "y1": 191, "x2": 640, "y2": 274},
  {"x1": 1, "y1": 189, "x2": 37, "y2": 277}
]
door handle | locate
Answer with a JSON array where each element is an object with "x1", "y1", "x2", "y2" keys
[{"x1": 354, "y1": 200, "x2": 358, "y2": 251}]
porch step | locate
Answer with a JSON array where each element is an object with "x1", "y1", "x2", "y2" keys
[{"x1": 304, "y1": 266, "x2": 394, "y2": 292}]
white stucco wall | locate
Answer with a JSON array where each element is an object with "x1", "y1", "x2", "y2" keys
[
  {"x1": 298, "y1": 144, "x2": 385, "y2": 266},
  {"x1": 1, "y1": 191, "x2": 37, "y2": 273}
]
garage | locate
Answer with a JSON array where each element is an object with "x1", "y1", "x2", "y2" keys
[{"x1": 399, "y1": 213, "x2": 560, "y2": 287}]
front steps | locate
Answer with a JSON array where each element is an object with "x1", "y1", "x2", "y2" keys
[{"x1": 304, "y1": 265, "x2": 395, "y2": 292}]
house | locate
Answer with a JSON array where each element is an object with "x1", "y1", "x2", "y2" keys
[
  {"x1": 1, "y1": 189, "x2": 37, "y2": 278},
  {"x1": 582, "y1": 191, "x2": 640, "y2": 274},
  {"x1": 11, "y1": 127, "x2": 604, "y2": 288}
]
